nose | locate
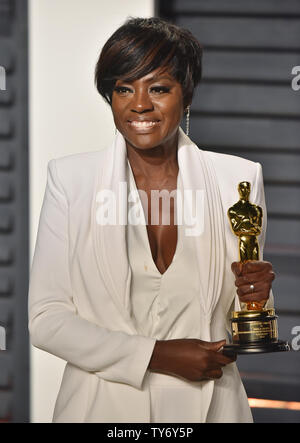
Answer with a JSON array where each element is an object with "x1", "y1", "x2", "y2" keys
[{"x1": 130, "y1": 88, "x2": 154, "y2": 113}]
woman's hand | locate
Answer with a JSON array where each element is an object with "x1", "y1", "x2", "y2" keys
[
  {"x1": 231, "y1": 260, "x2": 275, "y2": 307},
  {"x1": 148, "y1": 339, "x2": 236, "y2": 382}
]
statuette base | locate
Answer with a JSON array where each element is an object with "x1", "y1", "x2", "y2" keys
[{"x1": 223, "y1": 340, "x2": 290, "y2": 355}]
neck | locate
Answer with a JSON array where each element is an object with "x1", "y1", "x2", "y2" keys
[{"x1": 126, "y1": 132, "x2": 179, "y2": 179}]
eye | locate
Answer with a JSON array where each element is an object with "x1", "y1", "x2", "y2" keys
[
  {"x1": 150, "y1": 86, "x2": 170, "y2": 94},
  {"x1": 113, "y1": 86, "x2": 133, "y2": 95}
]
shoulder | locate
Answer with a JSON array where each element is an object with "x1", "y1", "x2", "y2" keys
[
  {"x1": 200, "y1": 149, "x2": 264, "y2": 206},
  {"x1": 203, "y1": 150, "x2": 260, "y2": 184},
  {"x1": 47, "y1": 149, "x2": 107, "y2": 201},
  {"x1": 204, "y1": 150, "x2": 257, "y2": 173},
  {"x1": 52, "y1": 149, "x2": 106, "y2": 173}
]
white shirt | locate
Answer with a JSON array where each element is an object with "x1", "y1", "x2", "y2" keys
[{"x1": 126, "y1": 159, "x2": 207, "y2": 422}]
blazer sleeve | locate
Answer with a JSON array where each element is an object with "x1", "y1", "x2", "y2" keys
[
  {"x1": 28, "y1": 159, "x2": 156, "y2": 390},
  {"x1": 234, "y1": 162, "x2": 274, "y2": 311}
]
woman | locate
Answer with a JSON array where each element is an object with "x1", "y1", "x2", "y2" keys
[{"x1": 28, "y1": 17, "x2": 275, "y2": 423}]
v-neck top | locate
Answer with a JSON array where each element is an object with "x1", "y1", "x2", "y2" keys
[
  {"x1": 126, "y1": 159, "x2": 202, "y2": 341},
  {"x1": 126, "y1": 159, "x2": 207, "y2": 422}
]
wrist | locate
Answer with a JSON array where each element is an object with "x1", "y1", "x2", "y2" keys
[{"x1": 148, "y1": 340, "x2": 165, "y2": 372}]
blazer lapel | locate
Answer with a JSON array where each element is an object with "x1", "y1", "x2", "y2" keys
[
  {"x1": 177, "y1": 128, "x2": 226, "y2": 324},
  {"x1": 91, "y1": 131, "x2": 135, "y2": 333}
]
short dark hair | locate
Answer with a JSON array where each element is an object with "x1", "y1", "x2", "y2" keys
[{"x1": 94, "y1": 17, "x2": 203, "y2": 108}]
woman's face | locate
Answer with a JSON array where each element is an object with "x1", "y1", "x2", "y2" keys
[{"x1": 111, "y1": 67, "x2": 185, "y2": 151}]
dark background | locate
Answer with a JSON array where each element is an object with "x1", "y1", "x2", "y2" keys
[
  {"x1": 156, "y1": 0, "x2": 300, "y2": 423},
  {"x1": 0, "y1": 0, "x2": 29, "y2": 423},
  {"x1": 0, "y1": 0, "x2": 299, "y2": 423}
]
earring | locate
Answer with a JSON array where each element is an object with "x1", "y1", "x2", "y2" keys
[{"x1": 185, "y1": 106, "x2": 190, "y2": 136}]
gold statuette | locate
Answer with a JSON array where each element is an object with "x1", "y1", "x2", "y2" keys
[
  {"x1": 223, "y1": 181, "x2": 290, "y2": 355},
  {"x1": 228, "y1": 181, "x2": 263, "y2": 310}
]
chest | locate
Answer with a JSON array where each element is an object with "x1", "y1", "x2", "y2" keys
[{"x1": 134, "y1": 175, "x2": 178, "y2": 275}]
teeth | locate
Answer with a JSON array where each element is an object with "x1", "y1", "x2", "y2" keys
[{"x1": 130, "y1": 121, "x2": 158, "y2": 127}]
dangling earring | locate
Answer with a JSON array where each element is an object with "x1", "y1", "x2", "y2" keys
[{"x1": 185, "y1": 105, "x2": 190, "y2": 136}]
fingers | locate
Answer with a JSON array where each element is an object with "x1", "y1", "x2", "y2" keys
[
  {"x1": 199, "y1": 340, "x2": 224, "y2": 349},
  {"x1": 231, "y1": 260, "x2": 275, "y2": 303},
  {"x1": 199, "y1": 340, "x2": 236, "y2": 366},
  {"x1": 221, "y1": 349, "x2": 237, "y2": 362},
  {"x1": 198, "y1": 339, "x2": 226, "y2": 352},
  {"x1": 204, "y1": 352, "x2": 237, "y2": 379},
  {"x1": 235, "y1": 269, "x2": 275, "y2": 287},
  {"x1": 242, "y1": 260, "x2": 273, "y2": 274},
  {"x1": 231, "y1": 262, "x2": 243, "y2": 277},
  {"x1": 205, "y1": 368, "x2": 223, "y2": 380},
  {"x1": 232, "y1": 260, "x2": 274, "y2": 277},
  {"x1": 214, "y1": 350, "x2": 236, "y2": 365},
  {"x1": 191, "y1": 339, "x2": 237, "y2": 381},
  {"x1": 236, "y1": 280, "x2": 272, "y2": 301}
]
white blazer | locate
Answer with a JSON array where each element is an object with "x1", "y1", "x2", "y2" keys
[{"x1": 28, "y1": 127, "x2": 273, "y2": 422}]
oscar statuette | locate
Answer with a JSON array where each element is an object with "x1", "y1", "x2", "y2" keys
[{"x1": 223, "y1": 181, "x2": 290, "y2": 355}]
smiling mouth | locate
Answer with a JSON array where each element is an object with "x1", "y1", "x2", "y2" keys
[{"x1": 128, "y1": 120, "x2": 160, "y2": 128}]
